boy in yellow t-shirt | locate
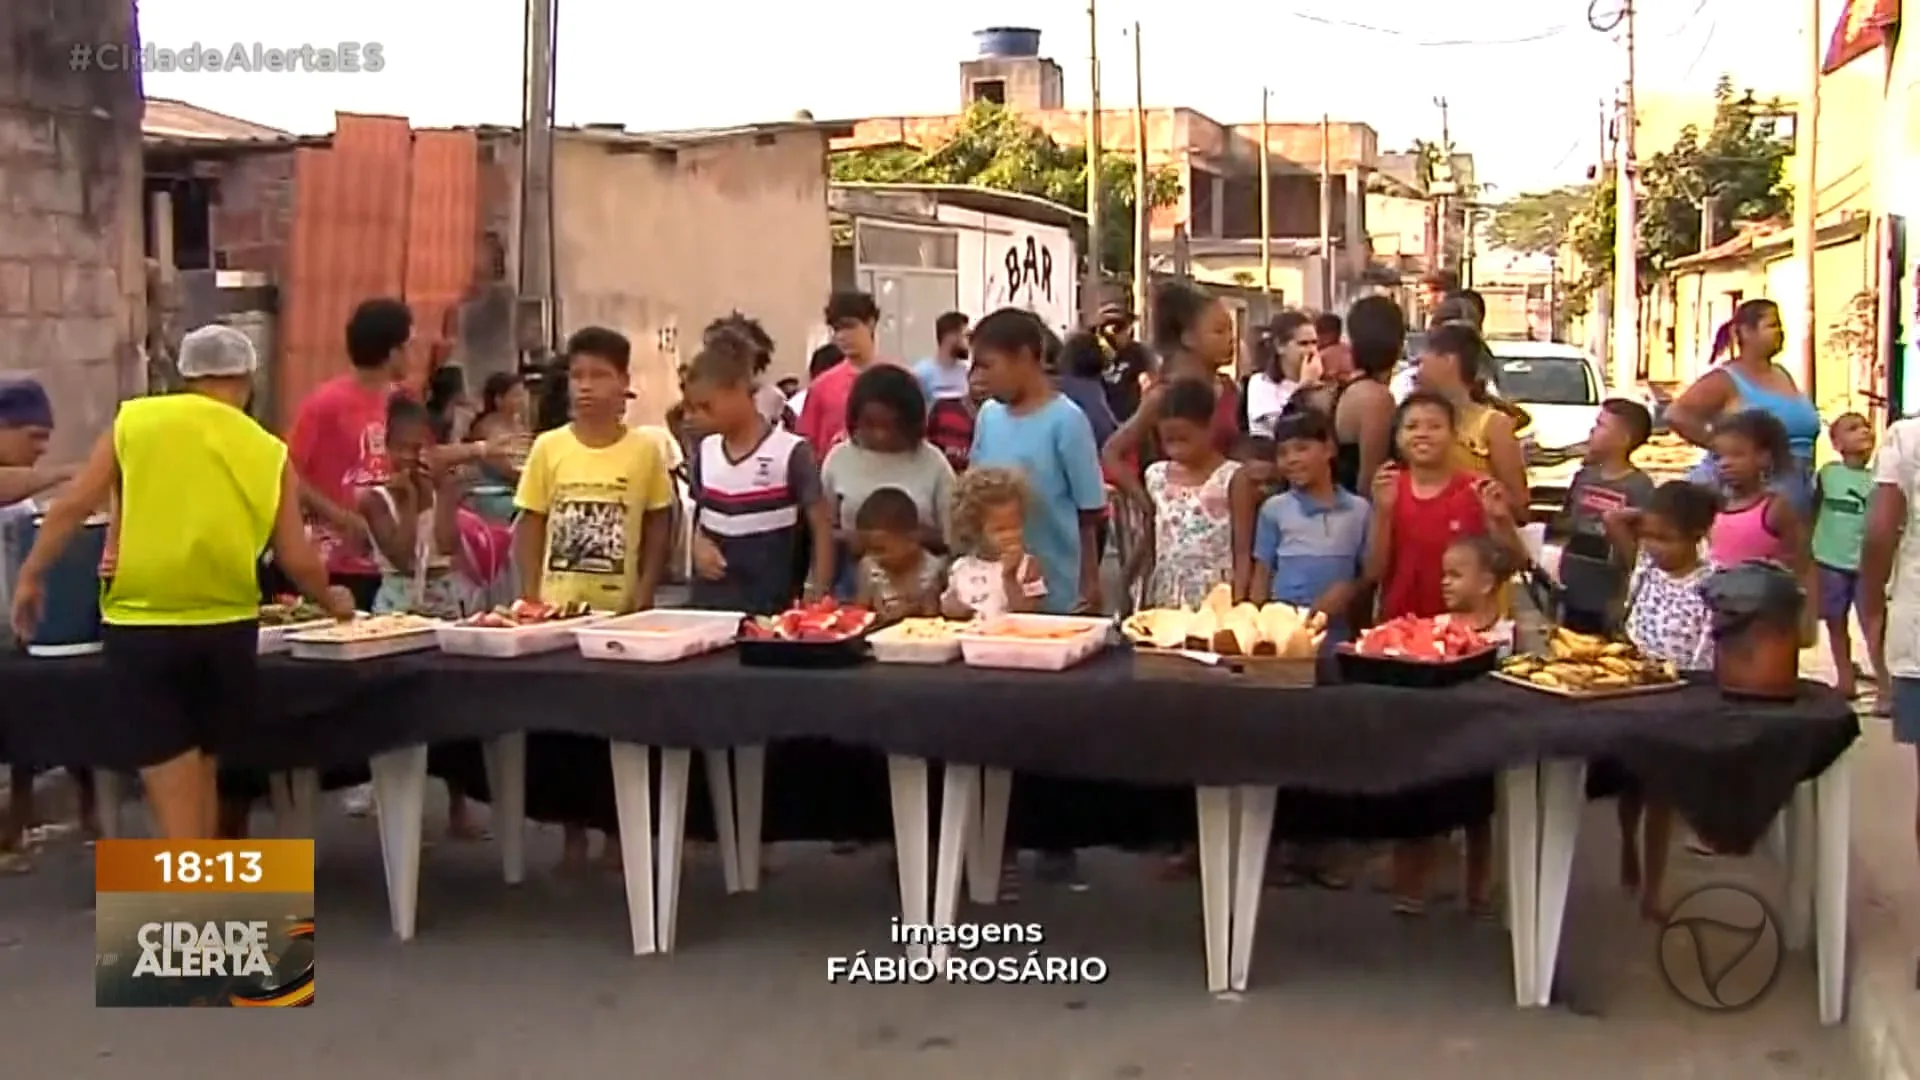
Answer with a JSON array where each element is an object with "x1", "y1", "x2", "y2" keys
[{"x1": 512, "y1": 326, "x2": 674, "y2": 869}]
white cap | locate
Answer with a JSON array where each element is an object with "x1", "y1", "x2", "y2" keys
[{"x1": 176, "y1": 324, "x2": 258, "y2": 379}]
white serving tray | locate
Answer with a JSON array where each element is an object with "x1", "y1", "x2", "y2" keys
[
  {"x1": 285, "y1": 621, "x2": 444, "y2": 662},
  {"x1": 257, "y1": 618, "x2": 334, "y2": 656},
  {"x1": 867, "y1": 623, "x2": 963, "y2": 665},
  {"x1": 575, "y1": 609, "x2": 744, "y2": 663},
  {"x1": 956, "y1": 614, "x2": 1113, "y2": 672},
  {"x1": 436, "y1": 614, "x2": 606, "y2": 659}
]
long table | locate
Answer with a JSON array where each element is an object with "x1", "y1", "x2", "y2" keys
[{"x1": 0, "y1": 649, "x2": 1859, "y2": 1020}]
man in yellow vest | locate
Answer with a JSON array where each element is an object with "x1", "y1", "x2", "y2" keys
[{"x1": 10, "y1": 325, "x2": 352, "y2": 840}]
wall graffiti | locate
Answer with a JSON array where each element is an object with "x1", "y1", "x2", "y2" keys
[{"x1": 983, "y1": 228, "x2": 1069, "y2": 330}]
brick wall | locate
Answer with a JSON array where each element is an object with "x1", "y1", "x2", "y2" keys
[
  {"x1": 0, "y1": 0, "x2": 143, "y2": 461},
  {"x1": 207, "y1": 151, "x2": 296, "y2": 274}
]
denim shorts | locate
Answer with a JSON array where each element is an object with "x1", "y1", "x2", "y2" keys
[{"x1": 1892, "y1": 678, "x2": 1920, "y2": 744}]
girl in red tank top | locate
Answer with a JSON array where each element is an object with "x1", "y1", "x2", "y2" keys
[{"x1": 1369, "y1": 394, "x2": 1507, "y2": 620}]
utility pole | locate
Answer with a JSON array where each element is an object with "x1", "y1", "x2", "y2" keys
[
  {"x1": 1319, "y1": 113, "x2": 1333, "y2": 306},
  {"x1": 1083, "y1": 1, "x2": 1104, "y2": 322},
  {"x1": 1131, "y1": 22, "x2": 1149, "y2": 326},
  {"x1": 1793, "y1": 0, "x2": 1822, "y2": 392},
  {"x1": 1592, "y1": 98, "x2": 1612, "y2": 365},
  {"x1": 1259, "y1": 89, "x2": 1272, "y2": 301},
  {"x1": 1597, "y1": 0, "x2": 1641, "y2": 392},
  {"x1": 517, "y1": 0, "x2": 558, "y2": 372}
]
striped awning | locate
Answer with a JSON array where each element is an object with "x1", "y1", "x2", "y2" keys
[{"x1": 1825, "y1": 0, "x2": 1900, "y2": 74}]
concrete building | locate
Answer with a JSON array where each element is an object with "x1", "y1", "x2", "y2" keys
[
  {"x1": 835, "y1": 28, "x2": 1377, "y2": 309},
  {"x1": 141, "y1": 105, "x2": 840, "y2": 429},
  {"x1": 829, "y1": 182, "x2": 1081, "y2": 353},
  {"x1": 0, "y1": 0, "x2": 146, "y2": 461}
]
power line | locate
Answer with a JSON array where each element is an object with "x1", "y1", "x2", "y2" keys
[
  {"x1": 1283, "y1": 11, "x2": 1572, "y2": 47},
  {"x1": 1679, "y1": 12, "x2": 1720, "y2": 81}
]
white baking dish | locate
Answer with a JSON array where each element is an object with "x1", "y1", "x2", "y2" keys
[
  {"x1": 575, "y1": 609, "x2": 743, "y2": 663},
  {"x1": 956, "y1": 614, "x2": 1112, "y2": 672},
  {"x1": 285, "y1": 621, "x2": 444, "y2": 662},
  {"x1": 867, "y1": 623, "x2": 963, "y2": 665},
  {"x1": 436, "y1": 614, "x2": 606, "y2": 659},
  {"x1": 258, "y1": 619, "x2": 334, "y2": 656}
]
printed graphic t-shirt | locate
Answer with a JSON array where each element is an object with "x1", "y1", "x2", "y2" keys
[
  {"x1": 287, "y1": 375, "x2": 393, "y2": 576},
  {"x1": 514, "y1": 425, "x2": 675, "y2": 612},
  {"x1": 1811, "y1": 461, "x2": 1872, "y2": 571}
]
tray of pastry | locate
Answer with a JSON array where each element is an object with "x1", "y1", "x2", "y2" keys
[
  {"x1": 285, "y1": 614, "x2": 445, "y2": 662},
  {"x1": 1492, "y1": 628, "x2": 1684, "y2": 699}
]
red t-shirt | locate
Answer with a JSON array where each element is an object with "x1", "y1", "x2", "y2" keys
[
  {"x1": 794, "y1": 360, "x2": 857, "y2": 457},
  {"x1": 1379, "y1": 470, "x2": 1487, "y2": 620},
  {"x1": 287, "y1": 375, "x2": 394, "y2": 576}
]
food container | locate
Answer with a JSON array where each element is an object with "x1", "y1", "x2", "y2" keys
[
  {"x1": 438, "y1": 614, "x2": 606, "y2": 659},
  {"x1": 736, "y1": 632, "x2": 871, "y2": 669},
  {"x1": 1131, "y1": 646, "x2": 1315, "y2": 687},
  {"x1": 867, "y1": 622, "x2": 963, "y2": 665},
  {"x1": 576, "y1": 610, "x2": 743, "y2": 663},
  {"x1": 258, "y1": 619, "x2": 335, "y2": 656},
  {"x1": 285, "y1": 620, "x2": 443, "y2": 662},
  {"x1": 957, "y1": 614, "x2": 1112, "y2": 672},
  {"x1": 1333, "y1": 645, "x2": 1499, "y2": 688},
  {"x1": 1703, "y1": 561, "x2": 1804, "y2": 701}
]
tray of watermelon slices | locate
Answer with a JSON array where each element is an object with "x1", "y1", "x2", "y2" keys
[
  {"x1": 736, "y1": 598, "x2": 875, "y2": 669},
  {"x1": 1334, "y1": 614, "x2": 1501, "y2": 688}
]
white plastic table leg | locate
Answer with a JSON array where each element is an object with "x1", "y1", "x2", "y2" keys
[
  {"x1": 886, "y1": 755, "x2": 931, "y2": 961},
  {"x1": 965, "y1": 767, "x2": 1013, "y2": 905},
  {"x1": 1783, "y1": 781, "x2": 1818, "y2": 952},
  {"x1": 1765, "y1": 810, "x2": 1789, "y2": 867},
  {"x1": 733, "y1": 745, "x2": 766, "y2": 892},
  {"x1": 95, "y1": 771, "x2": 123, "y2": 839},
  {"x1": 369, "y1": 744, "x2": 428, "y2": 942},
  {"x1": 1500, "y1": 765, "x2": 1540, "y2": 1007},
  {"x1": 1813, "y1": 749, "x2": 1852, "y2": 1026},
  {"x1": 656, "y1": 748, "x2": 692, "y2": 952},
  {"x1": 930, "y1": 763, "x2": 980, "y2": 967},
  {"x1": 608, "y1": 741, "x2": 656, "y2": 956},
  {"x1": 1195, "y1": 786, "x2": 1235, "y2": 994},
  {"x1": 481, "y1": 732, "x2": 527, "y2": 885},
  {"x1": 268, "y1": 773, "x2": 293, "y2": 833},
  {"x1": 1533, "y1": 759, "x2": 1587, "y2": 1008},
  {"x1": 702, "y1": 750, "x2": 741, "y2": 894},
  {"x1": 1228, "y1": 785, "x2": 1278, "y2": 992},
  {"x1": 290, "y1": 768, "x2": 319, "y2": 840}
]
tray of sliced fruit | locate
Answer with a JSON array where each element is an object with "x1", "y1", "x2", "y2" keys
[
  {"x1": 258, "y1": 596, "x2": 338, "y2": 655},
  {"x1": 285, "y1": 613, "x2": 444, "y2": 662},
  {"x1": 575, "y1": 609, "x2": 746, "y2": 663},
  {"x1": 737, "y1": 599, "x2": 875, "y2": 668},
  {"x1": 1493, "y1": 627, "x2": 1684, "y2": 698},
  {"x1": 956, "y1": 613, "x2": 1112, "y2": 672},
  {"x1": 867, "y1": 617, "x2": 966, "y2": 665},
  {"x1": 1335, "y1": 615, "x2": 1501, "y2": 688},
  {"x1": 437, "y1": 599, "x2": 602, "y2": 658}
]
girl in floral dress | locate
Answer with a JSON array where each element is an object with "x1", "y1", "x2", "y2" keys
[{"x1": 1130, "y1": 378, "x2": 1252, "y2": 609}]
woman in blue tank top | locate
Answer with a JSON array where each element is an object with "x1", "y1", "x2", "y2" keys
[{"x1": 1666, "y1": 298, "x2": 1821, "y2": 509}]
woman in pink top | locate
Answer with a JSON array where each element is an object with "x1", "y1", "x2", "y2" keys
[{"x1": 1706, "y1": 410, "x2": 1817, "y2": 619}]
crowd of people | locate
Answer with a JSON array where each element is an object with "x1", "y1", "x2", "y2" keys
[{"x1": 0, "y1": 267, "x2": 1908, "y2": 923}]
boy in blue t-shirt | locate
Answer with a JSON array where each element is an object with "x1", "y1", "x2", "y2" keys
[{"x1": 1245, "y1": 409, "x2": 1371, "y2": 648}]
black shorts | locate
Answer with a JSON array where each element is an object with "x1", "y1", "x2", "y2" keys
[{"x1": 102, "y1": 621, "x2": 258, "y2": 769}]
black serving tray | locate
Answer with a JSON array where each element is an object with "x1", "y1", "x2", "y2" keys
[
  {"x1": 736, "y1": 634, "x2": 871, "y2": 669},
  {"x1": 1333, "y1": 645, "x2": 1498, "y2": 688}
]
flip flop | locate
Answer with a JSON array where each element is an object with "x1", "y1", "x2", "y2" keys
[{"x1": 1391, "y1": 896, "x2": 1427, "y2": 917}]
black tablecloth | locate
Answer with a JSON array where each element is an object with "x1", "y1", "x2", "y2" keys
[{"x1": 0, "y1": 650, "x2": 1858, "y2": 851}]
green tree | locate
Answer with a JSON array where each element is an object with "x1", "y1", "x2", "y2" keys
[
  {"x1": 1572, "y1": 76, "x2": 1793, "y2": 295},
  {"x1": 1485, "y1": 185, "x2": 1592, "y2": 254},
  {"x1": 831, "y1": 102, "x2": 1183, "y2": 277}
]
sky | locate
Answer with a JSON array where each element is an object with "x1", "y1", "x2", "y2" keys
[{"x1": 137, "y1": 0, "x2": 1846, "y2": 196}]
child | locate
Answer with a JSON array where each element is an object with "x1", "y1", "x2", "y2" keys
[
  {"x1": 362, "y1": 396, "x2": 472, "y2": 620},
  {"x1": 820, "y1": 365, "x2": 955, "y2": 599},
  {"x1": 1367, "y1": 391, "x2": 1525, "y2": 918},
  {"x1": 1558, "y1": 399, "x2": 1657, "y2": 634},
  {"x1": 1602, "y1": 480, "x2": 1721, "y2": 918},
  {"x1": 1708, "y1": 409, "x2": 1817, "y2": 630},
  {"x1": 965, "y1": 308, "x2": 1108, "y2": 616},
  {"x1": 1244, "y1": 410, "x2": 1369, "y2": 649},
  {"x1": 942, "y1": 467, "x2": 1046, "y2": 620},
  {"x1": 1132, "y1": 378, "x2": 1246, "y2": 609},
  {"x1": 681, "y1": 331, "x2": 835, "y2": 615},
  {"x1": 515, "y1": 327, "x2": 677, "y2": 871},
  {"x1": 1442, "y1": 535, "x2": 1517, "y2": 655},
  {"x1": 1811, "y1": 412, "x2": 1876, "y2": 697},
  {"x1": 854, "y1": 487, "x2": 946, "y2": 623}
]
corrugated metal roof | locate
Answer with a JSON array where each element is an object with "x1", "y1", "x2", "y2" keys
[
  {"x1": 456, "y1": 118, "x2": 853, "y2": 149},
  {"x1": 142, "y1": 97, "x2": 293, "y2": 142},
  {"x1": 831, "y1": 182, "x2": 1086, "y2": 228}
]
